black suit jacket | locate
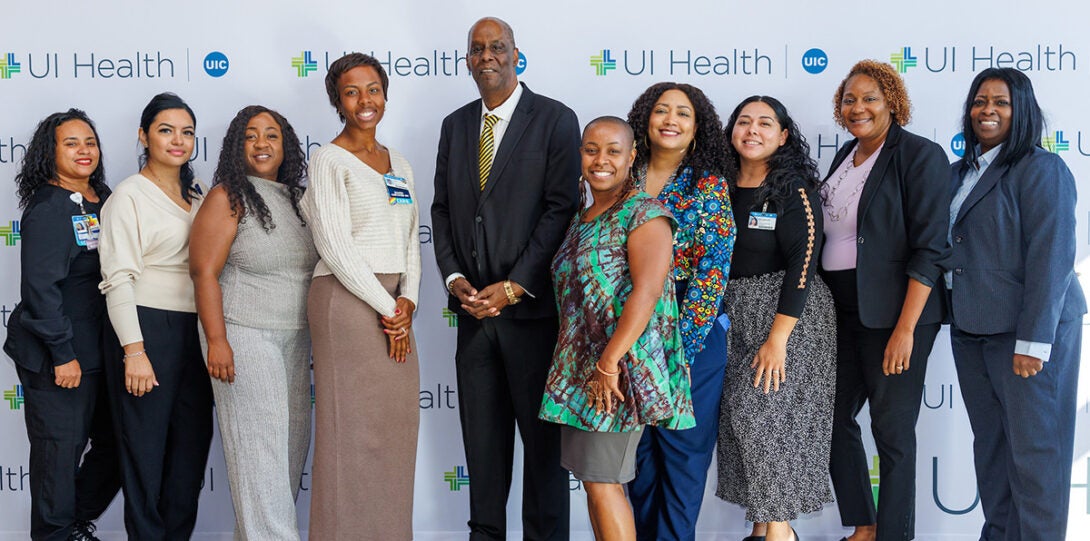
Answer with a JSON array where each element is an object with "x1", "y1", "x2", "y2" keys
[
  {"x1": 431, "y1": 83, "x2": 581, "y2": 319},
  {"x1": 4, "y1": 185, "x2": 118, "y2": 374},
  {"x1": 822, "y1": 123, "x2": 951, "y2": 329}
]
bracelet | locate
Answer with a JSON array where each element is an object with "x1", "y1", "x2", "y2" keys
[
  {"x1": 446, "y1": 278, "x2": 458, "y2": 296},
  {"x1": 503, "y1": 280, "x2": 521, "y2": 305},
  {"x1": 595, "y1": 361, "x2": 620, "y2": 377},
  {"x1": 123, "y1": 350, "x2": 146, "y2": 359}
]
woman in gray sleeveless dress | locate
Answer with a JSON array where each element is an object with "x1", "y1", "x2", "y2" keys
[{"x1": 190, "y1": 106, "x2": 317, "y2": 540}]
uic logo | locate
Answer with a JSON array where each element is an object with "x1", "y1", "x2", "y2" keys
[
  {"x1": 1, "y1": 220, "x2": 21, "y2": 246},
  {"x1": 890, "y1": 47, "x2": 918, "y2": 73},
  {"x1": 4, "y1": 385, "x2": 24, "y2": 410},
  {"x1": 203, "y1": 51, "x2": 229, "y2": 78},
  {"x1": 444, "y1": 465, "x2": 470, "y2": 491},
  {"x1": 951, "y1": 132, "x2": 966, "y2": 158},
  {"x1": 515, "y1": 51, "x2": 527, "y2": 76},
  {"x1": 292, "y1": 51, "x2": 318, "y2": 78},
  {"x1": 1042, "y1": 130, "x2": 1070, "y2": 153},
  {"x1": 590, "y1": 49, "x2": 617, "y2": 76},
  {"x1": 801, "y1": 48, "x2": 827, "y2": 74},
  {"x1": 0, "y1": 53, "x2": 21, "y2": 79}
]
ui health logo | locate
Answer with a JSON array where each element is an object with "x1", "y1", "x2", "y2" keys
[
  {"x1": 1, "y1": 53, "x2": 21, "y2": 79},
  {"x1": 590, "y1": 50, "x2": 617, "y2": 76},
  {"x1": 203, "y1": 51, "x2": 229, "y2": 78},
  {"x1": 801, "y1": 48, "x2": 828, "y2": 74},
  {"x1": 890, "y1": 47, "x2": 919, "y2": 73},
  {"x1": 1043, "y1": 130, "x2": 1070, "y2": 153},
  {"x1": 442, "y1": 308, "x2": 458, "y2": 327},
  {"x1": 444, "y1": 465, "x2": 470, "y2": 491},
  {"x1": 869, "y1": 455, "x2": 880, "y2": 505},
  {"x1": 4, "y1": 385, "x2": 24, "y2": 410},
  {"x1": 1, "y1": 220, "x2": 20, "y2": 246},
  {"x1": 292, "y1": 51, "x2": 318, "y2": 77}
]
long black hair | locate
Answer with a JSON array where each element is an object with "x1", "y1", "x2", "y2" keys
[
  {"x1": 139, "y1": 92, "x2": 200, "y2": 203},
  {"x1": 212, "y1": 105, "x2": 306, "y2": 230},
  {"x1": 627, "y1": 82, "x2": 729, "y2": 180},
  {"x1": 960, "y1": 67, "x2": 1044, "y2": 168},
  {"x1": 15, "y1": 108, "x2": 108, "y2": 209},
  {"x1": 726, "y1": 96, "x2": 820, "y2": 209}
]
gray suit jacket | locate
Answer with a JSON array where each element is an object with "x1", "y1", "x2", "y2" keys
[{"x1": 948, "y1": 146, "x2": 1086, "y2": 341}]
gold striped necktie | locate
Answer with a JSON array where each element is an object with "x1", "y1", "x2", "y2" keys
[{"x1": 479, "y1": 113, "x2": 499, "y2": 190}]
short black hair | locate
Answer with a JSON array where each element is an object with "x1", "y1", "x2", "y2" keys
[{"x1": 324, "y1": 53, "x2": 390, "y2": 122}]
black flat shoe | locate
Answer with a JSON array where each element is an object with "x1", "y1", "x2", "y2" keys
[{"x1": 742, "y1": 537, "x2": 765, "y2": 541}]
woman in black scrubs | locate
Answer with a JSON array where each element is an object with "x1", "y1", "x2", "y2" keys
[{"x1": 3, "y1": 109, "x2": 121, "y2": 541}]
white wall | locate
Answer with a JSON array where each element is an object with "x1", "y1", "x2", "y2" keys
[{"x1": 1, "y1": 1, "x2": 1087, "y2": 539}]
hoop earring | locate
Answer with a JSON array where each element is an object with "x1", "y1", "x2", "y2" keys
[{"x1": 688, "y1": 138, "x2": 697, "y2": 155}]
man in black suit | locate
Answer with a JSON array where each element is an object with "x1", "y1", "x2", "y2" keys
[{"x1": 431, "y1": 16, "x2": 580, "y2": 541}]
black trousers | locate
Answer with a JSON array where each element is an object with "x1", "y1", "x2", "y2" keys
[
  {"x1": 17, "y1": 367, "x2": 121, "y2": 541},
  {"x1": 824, "y1": 270, "x2": 940, "y2": 541},
  {"x1": 455, "y1": 315, "x2": 570, "y2": 541},
  {"x1": 105, "y1": 307, "x2": 213, "y2": 540}
]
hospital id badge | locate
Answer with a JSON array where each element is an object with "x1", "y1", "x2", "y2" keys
[
  {"x1": 384, "y1": 173, "x2": 412, "y2": 205},
  {"x1": 748, "y1": 212, "x2": 777, "y2": 231},
  {"x1": 72, "y1": 213, "x2": 101, "y2": 250}
]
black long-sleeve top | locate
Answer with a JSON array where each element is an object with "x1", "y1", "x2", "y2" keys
[
  {"x1": 728, "y1": 181, "x2": 823, "y2": 318},
  {"x1": 4, "y1": 185, "x2": 110, "y2": 373}
]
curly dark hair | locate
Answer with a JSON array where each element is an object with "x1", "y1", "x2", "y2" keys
[
  {"x1": 212, "y1": 106, "x2": 306, "y2": 231},
  {"x1": 627, "y1": 82, "x2": 729, "y2": 181},
  {"x1": 833, "y1": 59, "x2": 912, "y2": 127},
  {"x1": 139, "y1": 92, "x2": 200, "y2": 203},
  {"x1": 325, "y1": 53, "x2": 389, "y2": 122},
  {"x1": 725, "y1": 96, "x2": 821, "y2": 209},
  {"x1": 15, "y1": 108, "x2": 109, "y2": 209}
]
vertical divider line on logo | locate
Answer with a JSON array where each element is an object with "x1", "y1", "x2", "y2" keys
[
  {"x1": 186, "y1": 48, "x2": 191, "y2": 82},
  {"x1": 784, "y1": 45, "x2": 788, "y2": 79}
]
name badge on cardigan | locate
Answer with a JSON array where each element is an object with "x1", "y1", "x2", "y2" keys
[
  {"x1": 748, "y1": 212, "x2": 776, "y2": 230},
  {"x1": 384, "y1": 174, "x2": 412, "y2": 205},
  {"x1": 72, "y1": 214, "x2": 101, "y2": 250}
]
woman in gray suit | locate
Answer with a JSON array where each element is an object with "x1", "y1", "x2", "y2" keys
[{"x1": 947, "y1": 67, "x2": 1085, "y2": 541}]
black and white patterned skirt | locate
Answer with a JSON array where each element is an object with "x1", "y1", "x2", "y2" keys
[{"x1": 716, "y1": 270, "x2": 837, "y2": 522}]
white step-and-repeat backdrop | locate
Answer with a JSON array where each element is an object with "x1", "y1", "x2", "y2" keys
[{"x1": 2, "y1": 1, "x2": 1088, "y2": 539}]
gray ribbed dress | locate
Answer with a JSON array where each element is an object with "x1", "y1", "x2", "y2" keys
[{"x1": 199, "y1": 176, "x2": 318, "y2": 540}]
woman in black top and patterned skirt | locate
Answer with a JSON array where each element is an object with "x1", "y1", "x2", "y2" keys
[{"x1": 715, "y1": 96, "x2": 836, "y2": 541}]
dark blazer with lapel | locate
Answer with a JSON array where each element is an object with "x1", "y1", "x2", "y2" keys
[
  {"x1": 948, "y1": 147, "x2": 1086, "y2": 340},
  {"x1": 4, "y1": 185, "x2": 116, "y2": 374},
  {"x1": 431, "y1": 83, "x2": 581, "y2": 319},
  {"x1": 823, "y1": 123, "x2": 951, "y2": 329}
]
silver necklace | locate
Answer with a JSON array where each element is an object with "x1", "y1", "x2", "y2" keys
[{"x1": 822, "y1": 149, "x2": 871, "y2": 222}]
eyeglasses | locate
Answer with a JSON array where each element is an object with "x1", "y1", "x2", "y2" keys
[{"x1": 469, "y1": 43, "x2": 509, "y2": 58}]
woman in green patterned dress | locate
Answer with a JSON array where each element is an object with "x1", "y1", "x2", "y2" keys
[{"x1": 540, "y1": 116, "x2": 694, "y2": 541}]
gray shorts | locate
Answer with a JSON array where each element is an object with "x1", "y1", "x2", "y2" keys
[{"x1": 560, "y1": 425, "x2": 644, "y2": 484}]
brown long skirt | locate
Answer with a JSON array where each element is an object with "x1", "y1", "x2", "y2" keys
[{"x1": 307, "y1": 274, "x2": 419, "y2": 540}]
